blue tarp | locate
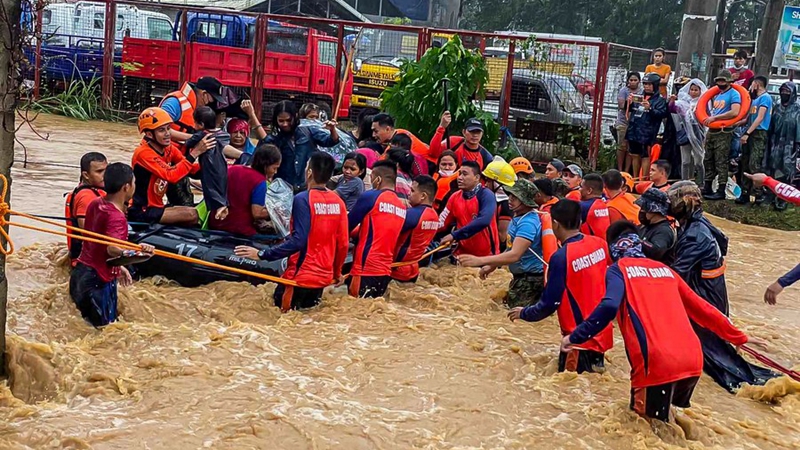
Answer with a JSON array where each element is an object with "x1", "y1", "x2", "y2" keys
[{"x1": 387, "y1": 0, "x2": 430, "y2": 21}]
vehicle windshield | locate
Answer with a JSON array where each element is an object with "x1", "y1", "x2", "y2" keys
[
  {"x1": 354, "y1": 29, "x2": 416, "y2": 66},
  {"x1": 546, "y1": 76, "x2": 585, "y2": 113}
]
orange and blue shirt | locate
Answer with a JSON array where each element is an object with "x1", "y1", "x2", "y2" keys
[
  {"x1": 438, "y1": 186, "x2": 499, "y2": 257},
  {"x1": 521, "y1": 234, "x2": 613, "y2": 353},
  {"x1": 580, "y1": 198, "x2": 611, "y2": 239},
  {"x1": 392, "y1": 205, "x2": 440, "y2": 281},
  {"x1": 348, "y1": 189, "x2": 407, "y2": 277},
  {"x1": 258, "y1": 188, "x2": 349, "y2": 288}
]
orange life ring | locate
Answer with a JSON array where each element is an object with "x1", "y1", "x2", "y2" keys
[{"x1": 694, "y1": 84, "x2": 751, "y2": 129}]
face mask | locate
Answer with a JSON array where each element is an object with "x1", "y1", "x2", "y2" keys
[
  {"x1": 781, "y1": 93, "x2": 792, "y2": 104},
  {"x1": 733, "y1": 63, "x2": 744, "y2": 70},
  {"x1": 717, "y1": 83, "x2": 730, "y2": 91},
  {"x1": 638, "y1": 211, "x2": 650, "y2": 226},
  {"x1": 440, "y1": 169, "x2": 455, "y2": 177},
  {"x1": 750, "y1": 90, "x2": 759, "y2": 100}
]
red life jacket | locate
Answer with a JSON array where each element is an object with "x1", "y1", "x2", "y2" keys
[
  {"x1": 580, "y1": 198, "x2": 611, "y2": 239},
  {"x1": 560, "y1": 235, "x2": 613, "y2": 353},
  {"x1": 64, "y1": 185, "x2": 103, "y2": 262},
  {"x1": 615, "y1": 257, "x2": 705, "y2": 388},
  {"x1": 392, "y1": 205, "x2": 440, "y2": 281},
  {"x1": 352, "y1": 189, "x2": 407, "y2": 277},
  {"x1": 439, "y1": 189, "x2": 499, "y2": 257},
  {"x1": 209, "y1": 165, "x2": 265, "y2": 236}
]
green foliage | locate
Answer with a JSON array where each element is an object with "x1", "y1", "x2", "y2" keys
[
  {"x1": 383, "y1": 17, "x2": 412, "y2": 25},
  {"x1": 702, "y1": 201, "x2": 799, "y2": 232},
  {"x1": 380, "y1": 36, "x2": 500, "y2": 152},
  {"x1": 32, "y1": 76, "x2": 116, "y2": 121}
]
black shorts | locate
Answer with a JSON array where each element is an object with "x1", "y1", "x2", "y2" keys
[
  {"x1": 630, "y1": 376, "x2": 700, "y2": 422},
  {"x1": 69, "y1": 263, "x2": 118, "y2": 327},
  {"x1": 627, "y1": 141, "x2": 650, "y2": 156},
  {"x1": 348, "y1": 275, "x2": 391, "y2": 298},
  {"x1": 273, "y1": 284, "x2": 324, "y2": 311},
  {"x1": 128, "y1": 206, "x2": 165, "y2": 224},
  {"x1": 558, "y1": 349, "x2": 606, "y2": 374}
]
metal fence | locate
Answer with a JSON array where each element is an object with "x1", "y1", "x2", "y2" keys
[{"x1": 24, "y1": 0, "x2": 647, "y2": 166}]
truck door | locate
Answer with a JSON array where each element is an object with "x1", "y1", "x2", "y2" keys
[{"x1": 311, "y1": 36, "x2": 336, "y2": 96}]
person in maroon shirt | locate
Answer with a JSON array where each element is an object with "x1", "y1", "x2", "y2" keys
[
  {"x1": 69, "y1": 163, "x2": 154, "y2": 327},
  {"x1": 730, "y1": 50, "x2": 755, "y2": 89}
]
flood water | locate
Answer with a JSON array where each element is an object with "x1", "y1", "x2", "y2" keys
[{"x1": 0, "y1": 114, "x2": 799, "y2": 449}]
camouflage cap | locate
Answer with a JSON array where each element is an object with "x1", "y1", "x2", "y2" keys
[
  {"x1": 634, "y1": 187, "x2": 670, "y2": 216},
  {"x1": 504, "y1": 178, "x2": 539, "y2": 207}
]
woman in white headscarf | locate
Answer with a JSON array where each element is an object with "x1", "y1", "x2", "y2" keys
[{"x1": 670, "y1": 79, "x2": 708, "y2": 182}]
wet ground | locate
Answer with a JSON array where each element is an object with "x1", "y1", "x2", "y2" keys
[{"x1": 0, "y1": 114, "x2": 798, "y2": 449}]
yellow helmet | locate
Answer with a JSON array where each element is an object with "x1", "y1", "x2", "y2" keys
[{"x1": 482, "y1": 156, "x2": 517, "y2": 187}]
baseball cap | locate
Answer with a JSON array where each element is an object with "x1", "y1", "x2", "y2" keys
[
  {"x1": 564, "y1": 164, "x2": 583, "y2": 178},
  {"x1": 714, "y1": 70, "x2": 733, "y2": 82},
  {"x1": 195, "y1": 76, "x2": 225, "y2": 103},
  {"x1": 464, "y1": 118, "x2": 484, "y2": 132},
  {"x1": 635, "y1": 187, "x2": 670, "y2": 216},
  {"x1": 549, "y1": 158, "x2": 565, "y2": 173}
]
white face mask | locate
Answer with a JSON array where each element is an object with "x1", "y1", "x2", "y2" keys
[{"x1": 440, "y1": 169, "x2": 455, "y2": 177}]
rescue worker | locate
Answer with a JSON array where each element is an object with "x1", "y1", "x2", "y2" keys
[
  {"x1": 371, "y1": 113, "x2": 432, "y2": 168},
  {"x1": 439, "y1": 161, "x2": 499, "y2": 257},
  {"x1": 635, "y1": 188, "x2": 676, "y2": 265},
  {"x1": 532, "y1": 178, "x2": 558, "y2": 213},
  {"x1": 602, "y1": 169, "x2": 640, "y2": 225},
  {"x1": 160, "y1": 76, "x2": 225, "y2": 144},
  {"x1": 482, "y1": 156, "x2": 517, "y2": 251},
  {"x1": 702, "y1": 70, "x2": 742, "y2": 200},
  {"x1": 667, "y1": 181, "x2": 777, "y2": 391},
  {"x1": 579, "y1": 173, "x2": 611, "y2": 239},
  {"x1": 564, "y1": 220, "x2": 763, "y2": 423},
  {"x1": 510, "y1": 156, "x2": 534, "y2": 180},
  {"x1": 429, "y1": 112, "x2": 493, "y2": 169},
  {"x1": 545, "y1": 158, "x2": 565, "y2": 180},
  {"x1": 129, "y1": 107, "x2": 212, "y2": 226},
  {"x1": 562, "y1": 164, "x2": 583, "y2": 201},
  {"x1": 458, "y1": 179, "x2": 548, "y2": 308},
  {"x1": 347, "y1": 161, "x2": 407, "y2": 298},
  {"x1": 508, "y1": 199, "x2": 613, "y2": 374},
  {"x1": 66, "y1": 152, "x2": 107, "y2": 266},
  {"x1": 392, "y1": 175, "x2": 441, "y2": 283},
  {"x1": 635, "y1": 159, "x2": 672, "y2": 193},
  {"x1": 235, "y1": 153, "x2": 348, "y2": 311}
]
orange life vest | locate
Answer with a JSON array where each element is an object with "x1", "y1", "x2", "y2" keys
[
  {"x1": 160, "y1": 82, "x2": 197, "y2": 134},
  {"x1": 433, "y1": 171, "x2": 458, "y2": 210},
  {"x1": 64, "y1": 185, "x2": 103, "y2": 262}
]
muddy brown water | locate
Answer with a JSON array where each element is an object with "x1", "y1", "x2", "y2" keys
[{"x1": 0, "y1": 114, "x2": 799, "y2": 449}]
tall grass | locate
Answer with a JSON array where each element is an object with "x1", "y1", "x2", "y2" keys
[{"x1": 32, "y1": 75, "x2": 104, "y2": 120}]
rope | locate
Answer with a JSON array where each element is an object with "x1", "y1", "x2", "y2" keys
[{"x1": 740, "y1": 345, "x2": 800, "y2": 382}]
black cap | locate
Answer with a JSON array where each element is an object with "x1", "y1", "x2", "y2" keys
[
  {"x1": 549, "y1": 158, "x2": 565, "y2": 172},
  {"x1": 464, "y1": 118, "x2": 484, "y2": 132},
  {"x1": 195, "y1": 76, "x2": 224, "y2": 104}
]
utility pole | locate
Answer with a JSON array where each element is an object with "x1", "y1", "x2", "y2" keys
[
  {"x1": 677, "y1": 0, "x2": 723, "y2": 84},
  {"x1": 0, "y1": 0, "x2": 21, "y2": 377},
  {"x1": 754, "y1": 0, "x2": 784, "y2": 76}
]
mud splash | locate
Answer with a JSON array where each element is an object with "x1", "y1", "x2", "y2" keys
[{"x1": 1, "y1": 114, "x2": 799, "y2": 449}]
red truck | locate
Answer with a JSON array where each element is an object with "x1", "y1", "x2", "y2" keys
[{"x1": 120, "y1": 12, "x2": 350, "y2": 118}]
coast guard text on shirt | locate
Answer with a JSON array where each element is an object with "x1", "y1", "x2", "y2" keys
[
  {"x1": 379, "y1": 202, "x2": 407, "y2": 219},
  {"x1": 314, "y1": 202, "x2": 342, "y2": 215},
  {"x1": 625, "y1": 265, "x2": 675, "y2": 279},
  {"x1": 572, "y1": 248, "x2": 607, "y2": 272}
]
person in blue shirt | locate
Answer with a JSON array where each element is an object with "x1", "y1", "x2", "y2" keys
[
  {"x1": 736, "y1": 76, "x2": 773, "y2": 205},
  {"x1": 458, "y1": 178, "x2": 545, "y2": 308},
  {"x1": 702, "y1": 70, "x2": 742, "y2": 200}
]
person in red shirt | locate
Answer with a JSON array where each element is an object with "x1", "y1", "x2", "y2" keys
[
  {"x1": 429, "y1": 112, "x2": 493, "y2": 169},
  {"x1": 730, "y1": 50, "x2": 755, "y2": 89},
  {"x1": 66, "y1": 152, "x2": 107, "y2": 265},
  {"x1": 129, "y1": 107, "x2": 213, "y2": 226},
  {"x1": 563, "y1": 221, "x2": 763, "y2": 423},
  {"x1": 210, "y1": 144, "x2": 282, "y2": 236},
  {"x1": 579, "y1": 174, "x2": 611, "y2": 239},
  {"x1": 235, "y1": 153, "x2": 349, "y2": 311},
  {"x1": 69, "y1": 163, "x2": 154, "y2": 327},
  {"x1": 392, "y1": 175, "x2": 440, "y2": 283},
  {"x1": 745, "y1": 172, "x2": 800, "y2": 206},
  {"x1": 439, "y1": 161, "x2": 499, "y2": 257},
  {"x1": 562, "y1": 164, "x2": 583, "y2": 201},
  {"x1": 508, "y1": 199, "x2": 613, "y2": 374},
  {"x1": 347, "y1": 161, "x2": 408, "y2": 298}
]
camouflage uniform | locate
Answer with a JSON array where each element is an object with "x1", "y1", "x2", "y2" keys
[
  {"x1": 740, "y1": 129, "x2": 768, "y2": 198},
  {"x1": 502, "y1": 178, "x2": 546, "y2": 308}
]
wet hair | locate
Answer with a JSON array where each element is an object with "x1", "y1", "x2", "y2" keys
[
  {"x1": 356, "y1": 107, "x2": 380, "y2": 142},
  {"x1": 80, "y1": 152, "x2": 107, "y2": 173},
  {"x1": 602, "y1": 169, "x2": 624, "y2": 191},
  {"x1": 362, "y1": 141, "x2": 385, "y2": 155},
  {"x1": 533, "y1": 178, "x2": 554, "y2": 197},
  {"x1": 103, "y1": 162, "x2": 134, "y2": 194},
  {"x1": 461, "y1": 160, "x2": 482, "y2": 176},
  {"x1": 438, "y1": 150, "x2": 457, "y2": 166},
  {"x1": 251, "y1": 144, "x2": 282, "y2": 176},
  {"x1": 343, "y1": 152, "x2": 367, "y2": 180},
  {"x1": 627, "y1": 71, "x2": 641, "y2": 82},
  {"x1": 653, "y1": 159, "x2": 671, "y2": 176},
  {"x1": 653, "y1": 47, "x2": 665, "y2": 57},
  {"x1": 193, "y1": 105, "x2": 217, "y2": 130},
  {"x1": 583, "y1": 173, "x2": 604, "y2": 193},
  {"x1": 386, "y1": 147, "x2": 415, "y2": 174},
  {"x1": 308, "y1": 152, "x2": 335, "y2": 184},
  {"x1": 606, "y1": 220, "x2": 639, "y2": 246},
  {"x1": 413, "y1": 174, "x2": 437, "y2": 200},
  {"x1": 299, "y1": 103, "x2": 320, "y2": 119},
  {"x1": 271, "y1": 100, "x2": 299, "y2": 133},
  {"x1": 550, "y1": 199, "x2": 581, "y2": 230},
  {"x1": 372, "y1": 113, "x2": 395, "y2": 128},
  {"x1": 390, "y1": 133, "x2": 413, "y2": 151},
  {"x1": 371, "y1": 160, "x2": 397, "y2": 185},
  {"x1": 753, "y1": 76, "x2": 768, "y2": 89},
  {"x1": 733, "y1": 49, "x2": 749, "y2": 60}
]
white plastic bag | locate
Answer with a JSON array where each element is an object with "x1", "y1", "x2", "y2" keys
[{"x1": 264, "y1": 178, "x2": 293, "y2": 237}]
